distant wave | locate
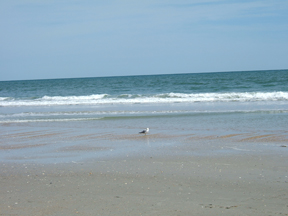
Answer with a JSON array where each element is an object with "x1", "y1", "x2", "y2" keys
[
  {"x1": 0, "y1": 117, "x2": 102, "y2": 123},
  {"x1": 1, "y1": 109, "x2": 288, "y2": 124},
  {"x1": 0, "y1": 91, "x2": 288, "y2": 107}
]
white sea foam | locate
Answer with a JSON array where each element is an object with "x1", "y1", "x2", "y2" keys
[
  {"x1": 1, "y1": 108, "x2": 287, "y2": 124},
  {"x1": 0, "y1": 92, "x2": 287, "y2": 107},
  {"x1": 0, "y1": 117, "x2": 102, "y2": 123},
  {"x1": 0, "y1": 110, "x2": 193, "y2": 119}
]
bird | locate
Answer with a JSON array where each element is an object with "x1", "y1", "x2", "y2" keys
[{"x1": 139, "y1": 128, "x2": 149, "y2": 135}]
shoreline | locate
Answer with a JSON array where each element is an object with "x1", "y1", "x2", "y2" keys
[{"x1": 1, "y1": 129, "x2": 287, "y2": 164}]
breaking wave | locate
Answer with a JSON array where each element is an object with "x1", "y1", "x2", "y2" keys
[{"x1": 0, "y1": 91, "x2": 288, "y2": 107}]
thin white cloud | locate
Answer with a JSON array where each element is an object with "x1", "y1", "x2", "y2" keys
[{"x1": 152, "y1": 0, "x2": 287, "y2": 23}]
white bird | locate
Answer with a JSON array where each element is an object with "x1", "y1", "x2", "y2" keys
[{"x1": 139, "y1": 128, "x2": 149, "y2": 135}]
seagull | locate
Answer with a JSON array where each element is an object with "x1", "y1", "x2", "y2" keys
[{"x1": 139, "y1": 128, "x2": 149, "y2": 135}]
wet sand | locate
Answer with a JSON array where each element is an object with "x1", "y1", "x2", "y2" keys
[{"x1": 1, "y1": 128, "x2": 288, "y2": 216}]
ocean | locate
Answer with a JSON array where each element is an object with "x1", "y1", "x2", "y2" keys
[
  {"x1": 1, "y1": 70, "x2": 288, "y2": 163},
  {"x1": 1, "y1": 70, "x2": 288, "y2": 122}
]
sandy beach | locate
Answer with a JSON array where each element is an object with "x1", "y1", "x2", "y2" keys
[{"x1": 1, "y1": 127, "x2": 288, "y2": 216}]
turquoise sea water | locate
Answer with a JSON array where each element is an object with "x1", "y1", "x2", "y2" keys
[
  {"x1": 1, "y1": 70, "x2": 288, "y2": 122},
  {"x1": 1, "y1": 70, "x2": 288, "y2": 163}
]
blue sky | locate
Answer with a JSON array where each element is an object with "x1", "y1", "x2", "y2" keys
[{"x1": 0, "y1": 0, "x2": 288, "y2": 81}]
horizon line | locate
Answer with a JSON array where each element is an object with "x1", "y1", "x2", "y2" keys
[{"x1": 1, "y1": 68, "x2": 287, "y2": 82}]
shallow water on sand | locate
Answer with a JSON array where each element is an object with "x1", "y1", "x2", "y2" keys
[{"x1": 1, "y1": 105, "x2": 287, "y2": 164}]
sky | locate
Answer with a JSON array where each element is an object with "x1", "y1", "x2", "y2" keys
[{"x1": 0, "y1": 0, "x2": 288, "y2": 81}]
